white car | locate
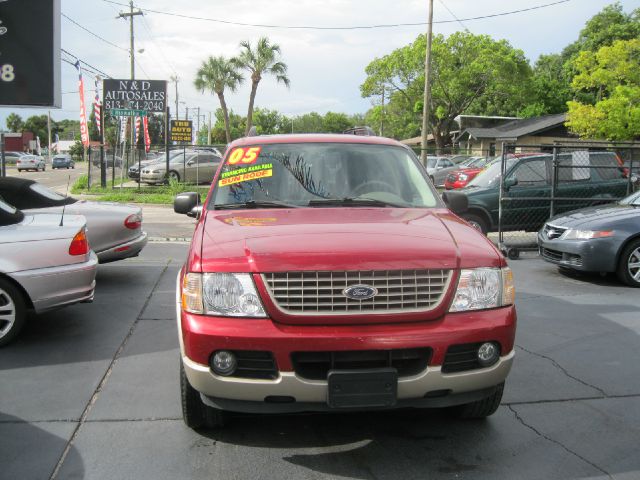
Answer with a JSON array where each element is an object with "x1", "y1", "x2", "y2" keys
[
  {"x1": 17, "y1": 155, "x2": 46, "y2": 172},
  {"x1": 0, "y1": 199, "x2": 98, "y2": 346}
]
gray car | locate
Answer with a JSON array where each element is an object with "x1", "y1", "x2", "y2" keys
[
  {"x1": 140, "y1": 151, "x2": 221, "y2": 184},
  {"x1": 16, "y1": 154, "x2": 46, "y2": 172},
  {"x1": 426, "y1": 156, "x2": 455, "y2": 187},
  {"x1": 0, "y1": 177, "x2": 147, "y2": 263},
  {"x1": 538, "y1": 190, "x2": 640, "y2": 287},
  {"x1": 52, "y1": 154, "x2": 75, "y2": 169},
  {"x1": 0, "y1": 198, "x2": 98, "y2": 346}
]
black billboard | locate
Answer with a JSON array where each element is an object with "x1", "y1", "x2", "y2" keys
[
  {"x1": 103, "y1": 79, "x2": 167, "y2": 113},
  {"x1": 0, "y1": 0, "x2": 61, "y2": 107},
  {"x1": 170, "y1": 120, "x2": 193, "y2": 143}
]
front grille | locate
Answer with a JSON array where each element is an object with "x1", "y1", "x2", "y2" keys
[
  {"x1": 262, "y1": 270, "x2": 451, "y2": 314},
  {"x1": 543, "y1": 223, "x2": 567, "y2": 240},
  {"x1": 442, "y1": 343, "x2": 497, "y2": 373},
  {"x1": 540, "y1": 248, "x2": 583, "y2": 266},
  {"x1": 292, "y1": 348, "x2": 432, "y2": 380},
  {"x1": 209, "y1": 351, "x2": 278, "y2": 380}
]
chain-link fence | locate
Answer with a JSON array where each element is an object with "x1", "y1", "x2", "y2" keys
[
  {"x1": 467, "y1": 143, "x2": 640, "y2": 258},
  {"x1": 85, "y1": 144, "x2": 226, "y2": 189}
]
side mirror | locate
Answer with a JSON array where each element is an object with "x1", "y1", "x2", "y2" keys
[
  {"x1": 187, "y1": 160, "x2": 195, "y2": 166},
  {"x1": 442, "y1": 191, "x2": 468, "y2": 215},
  {"x1": 174, "y1": 192, "x2": 201, "y2": 215},
  {"x1": 504, "y1": 176, "x2": 518, "y2": 191}
]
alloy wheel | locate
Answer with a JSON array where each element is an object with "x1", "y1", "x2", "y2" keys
[
  {"x1": 628, "y1": 247, "x2": 640, "y2": 282},
  {"x1": 0, "y1": 287, "x2": 17, "y2": 340}
]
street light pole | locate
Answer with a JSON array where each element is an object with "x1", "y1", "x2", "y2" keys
[{"x1": 420, "y1": 0, "x2": 434, "y2": 164}]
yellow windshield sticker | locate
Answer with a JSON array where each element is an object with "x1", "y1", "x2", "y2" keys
[{"x1": 219, "y1": 163, "x2": 273, "y2": 187}]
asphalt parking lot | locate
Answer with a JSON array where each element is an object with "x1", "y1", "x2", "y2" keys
[{"x1": 2, "y1": 244, "x2": 640, "y2": 479}]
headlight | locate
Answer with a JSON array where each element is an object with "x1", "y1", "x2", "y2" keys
[
  {"x1": 561, "y1": 229, "x2": 614, "y2": 240},
  {"x1": 181, "y1": 272, "x2": 266, "y2": 317},
  {"x1": 458, "y1": 173, "x2": 468, "y2": 181},
  {"x1": 449, "y1": 267, "x2": 514, "y2": 312}
]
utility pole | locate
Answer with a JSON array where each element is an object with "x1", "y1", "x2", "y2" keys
[
  {"x1": 207, "y1": 111, "x2": 212, "y2": 145},
  {"x1": 185, "y1": 106, "x2": 189, "y2": 122},
  {"x1": 196, "y1": 107, "x2": 200, "y2": 144},
  {"x1": 170, "y1": 75, "x2": 179, "y2": 118},
  {"x1": 119, "y1": 1, "x2": 143, "y2": 176},
  {"x1": 47, "y1": 110, "x2": 52, "y2": 163},
  {"x1": 420, "y1": 0, "x2": 434, "y2": 165}
]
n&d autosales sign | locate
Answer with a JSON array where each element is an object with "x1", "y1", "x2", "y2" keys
[{"x1": 103, "y1": 79, "x2": 167, "y2": 113}]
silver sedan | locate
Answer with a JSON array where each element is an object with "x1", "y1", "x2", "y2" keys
[
  {"x1": 0, "y1": 199, "x2": 97, "y2": 346},
  {"x1": 0, "y1": 177, "x2": 147, "y2": 263},
  {"x1": 140, "y1": 151, "x2": 221, "y2": 184}
]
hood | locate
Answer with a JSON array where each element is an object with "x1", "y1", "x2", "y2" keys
[
  {"x1": 548, "y1": 203, "x2": 638, "y2": 229},
  {"x1": 198, "y1": 207, "x2": 502, "y2": 273}
]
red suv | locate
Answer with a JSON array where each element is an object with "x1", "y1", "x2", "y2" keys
[{"x1": 174, "y1": 134, "x2": 516, "y2": 429}]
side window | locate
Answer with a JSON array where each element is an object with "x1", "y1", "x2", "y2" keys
[
  {"x1": 590, "y1": 153, "x2": 623, "y2": 180},
  {"x1": 509, "y1": 159, "x2": 548, "y2": 185},
  {"x1": 197, "y1": 154, "x2": 215, "y2": 165},
  {"x1": 557, "y1": 152, "x2": 590, "y2": 183},
  {"x1": 441, "y1": 159, "x2": 453, "y2": 168}
]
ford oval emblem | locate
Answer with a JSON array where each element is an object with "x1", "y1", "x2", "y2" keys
[{"x1": 343, "y1": 284, "x2": 378, "y2": 301}]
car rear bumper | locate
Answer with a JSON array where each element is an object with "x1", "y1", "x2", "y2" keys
[
  {"x1": 96, "y1": 232, "x2": 148, "y2": 263},
  {"x1": 537, "y1": 234, "x2": 620, "y2": 272},
  {"x1": 10, "y1": 252, "x2": 98, "y2": 313}
]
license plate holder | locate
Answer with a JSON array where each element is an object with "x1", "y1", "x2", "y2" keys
[{"x1": 327, "y1": 368, "x2": 398, "y2": 409}]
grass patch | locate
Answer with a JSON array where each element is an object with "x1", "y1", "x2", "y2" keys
[{"x1": 71, "y1": 175, "x2": 210, "y2": 204}]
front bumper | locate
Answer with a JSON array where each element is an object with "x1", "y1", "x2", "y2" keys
[
  {"x1": 140, "y1": 172, "x2": 166, "y2": 183},
  {"x1": 11, "y1": 252, "x2": 98, "y2": 313},
  {"x1": 96, "y1": 232, "x2": 148, "y2": 263},
  {"x1": 537, "y1": 233, "x2": 621, "y2": 272},
  {"x1": 178, "y1": 298, "x2": 516, "y2": 411}
]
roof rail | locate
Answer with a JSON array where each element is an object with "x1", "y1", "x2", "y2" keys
[{"x1": 343, "y1": 126, "x2": 376, "y2": 136}]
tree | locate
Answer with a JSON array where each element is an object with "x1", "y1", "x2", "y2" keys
[
  {"x1": 361, "y1": 32, "x2": 532, "y2": 149},
  {"x1": 22, "y1": 115, "x2": 50, "y2": 146},
  {"x1": 322, "y1": 112, "x2": 353, "y2": 133},
  {"x1": 519, "y1": 54, "x2": 572, "y2": 117},
  {"x1": 68, "y1": 140, "x2": 84, "y2": 162},
  {"x1": 194, "y1": 56, "x2": 243, "y2": 144},
  {"x1": 292, "y1": 112, "x2": 324, "y2": 133},
  {"x1": 233, "y1": 37, "x2": 290, "y2": 135},
  {"x1": 252, "y1": 108, "x2": 288, "y2": 134},
  {"x1": 5, "y1": 113, "x2": 23, "y2": 132},
  {"x1": 567, "y1": 39, "x2": 640, "y2": 140}
]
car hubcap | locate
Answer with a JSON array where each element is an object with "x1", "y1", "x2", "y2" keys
[
  {"x1": 628, "y1": 247, "x2": 640, "y2": 282},
  {"x1": 0, "y1": 288, "x2": 16, "y2": 339}
]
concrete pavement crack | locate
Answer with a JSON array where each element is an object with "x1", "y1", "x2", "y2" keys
[
  {"x1": 508, "y1": 405, "x2": 612, "y2": 478},
  {"x1": 516, "y1": 345, "x2": 608, "y2": 397},
  {"x1": 48, "y1": 260, "x2": 171, "y2": 480}
]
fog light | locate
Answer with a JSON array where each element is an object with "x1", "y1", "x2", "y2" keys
[
  {"x1": 211, "y1": 350, "x2": 237, "y2": 376},
  {"x1": 477, "y1": 342, "x2": 500, "y2": 367}
]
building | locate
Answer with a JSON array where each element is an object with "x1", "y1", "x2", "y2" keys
[{"x1": 454, "y1": 113, "x2": 575, "y2": 156}]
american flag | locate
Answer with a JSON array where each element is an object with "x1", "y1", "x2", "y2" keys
[
  {"x1": 134, "y1": 116, "x2": 141, "y2": 145},
  {"x1": 93, "y1": 78, "x2": 102, "y2": 135},
  {"x1": 143, "y1": 116, "x2": 151, "y2": 153}
]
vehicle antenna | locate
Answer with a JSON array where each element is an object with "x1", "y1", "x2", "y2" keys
[{"x1": 59, "y1": 174, "x2": 72, "y2": 227}]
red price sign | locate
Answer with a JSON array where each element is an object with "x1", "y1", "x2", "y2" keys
[{"x1": 228, "y1": 147, "x2": 262, "y2": 165}]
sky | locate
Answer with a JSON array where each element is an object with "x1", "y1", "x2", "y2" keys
[{"x1": 2, "y1": 0, "x2": 640, "y2": 130}]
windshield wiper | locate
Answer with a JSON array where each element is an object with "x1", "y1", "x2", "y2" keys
[
  {"x1": 214, "y1": 200, "x2": 299, "y2": 210},
  {"x1": 308, "y1": 197, "x2": 408, "y2": 208}
]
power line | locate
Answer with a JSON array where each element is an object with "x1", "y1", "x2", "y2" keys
[
  {"x1": 60, "y1": 48, "x2": 112, "y2": 78},
  {"x1": 139, "y1": 14, "x2": 177, "y2": 76},
  {"x1": 101, "y1": 0, "x2": 571, "y2": 30},
  {"x1": 438, "y1": 0, "x2": 469, "y2": 32},
  {"x1": 61, "y1": 12, "x2": 128, "y2": 52}
]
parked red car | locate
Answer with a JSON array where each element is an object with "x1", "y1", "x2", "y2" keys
[
  {"x1": 444, "y1": 157, "x2": 494, "y2": 190},
  {"x1": 174, "y1": 134, "x2": 516, "y2": 429}
]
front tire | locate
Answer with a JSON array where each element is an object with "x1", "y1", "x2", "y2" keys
[
  {"x1": 180, "y1": 360, "x2": 225, "y2": 429},
  {"x1": 0, "y1": 278, "x2": 27, "y2": 347},
  {"x1": 617, "y1": 239, "x2": 640, "y2": 287},
  {"x1": 449, "y1": 382, "x2": 504, "y2": 419},
  {"x1": 168, "y1": 170, "x2": 180, "y2": 182},
  {"x1": 461, "y1": 213, "x2": 488, "y2": 235}
]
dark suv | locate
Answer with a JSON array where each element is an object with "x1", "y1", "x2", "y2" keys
[{"x1": 459, "y1": 152, "x2": 629, "y2": 234}]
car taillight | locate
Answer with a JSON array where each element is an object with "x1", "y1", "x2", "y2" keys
[
  {"x1": 124, "y1": 213, "x2": 142, "y2": 230},
  {"x1": 69, "y1": 228, "x2": 90, "y2": 256}
]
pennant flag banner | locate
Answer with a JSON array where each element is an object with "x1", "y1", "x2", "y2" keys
[
  {"x1": 119, "y1": 117, "x2": 127, "y2": 145},
  {"x1": 94, "y1": 78, "x2": 102, "y2": 135},
  {"x1": 75, "y1": 61, "x2": 90, "y2": 147},
  {"x1": 134, "y1": 116, "x2": 141, "y2": 145},
  {"x1": 143, "y1": 116, "x2": 151, "y2": 153}
]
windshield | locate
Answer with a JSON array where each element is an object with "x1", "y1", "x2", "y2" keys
[
  {"x1": 211, "y1": 143, "x2": 438, "y2": 208},
  {"x1": 619, "y1": 190, "x2": 640, "y2": 206},
  {"x1": 426, "y1": 157, "x2": 438, "y2": 168},
  {"x1": 466, "y1": 158, "x2": 516, "y2": 188}
]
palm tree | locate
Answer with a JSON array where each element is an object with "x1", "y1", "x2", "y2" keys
[
  {"x1": 194, "y1": 56, "x2": 243, "y2": 144},
  {"x1": 233, "y1": 37, "x2": 290, "y2": 135}
]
